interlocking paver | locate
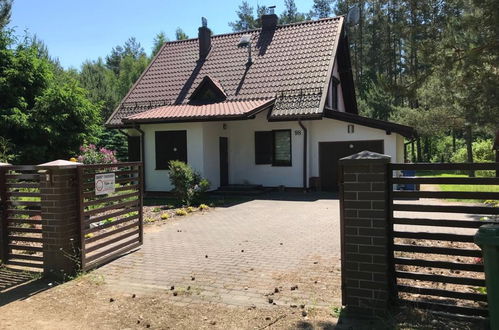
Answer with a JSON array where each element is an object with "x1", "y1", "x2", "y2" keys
[{"x1": 97, "y1": 192, "x2": 342, "y2": 308}]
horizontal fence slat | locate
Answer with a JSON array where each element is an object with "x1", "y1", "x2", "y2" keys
[
  {"x1": 84, "y1": 237, "x2": 140, "y2": 264},
  {"x1": 392, "y1": 190, "x2": 499, "y2": 200},
  {"x1": 6, "y1": 209, "x2": 42, "y2": 216},
  {"x1": 393, "y1": 203, "x2": 499, "y2": 215},
  {"x1": 84, "y1": 214, "x2": 139, "y2": 235},
  {"x1": 84, "y1": 207, "x2": 139, "y2": 226},
  {"x1": 7, "y1": 227, "x2": 42, "y2": 234},
  {"x1": 83, "y1": 199, "x2": 139, "y2": 217},
  {"x1": 85, "y1": 221, "x2": 140, "y2": 244},
  {"x1": 394, "y1": 257, "x2": 484, "y2": 272},
  {"x1": 396, "y1": 271, "x2": 485, "y2": 286},
  {"x1": 82, "y1": 176, "x2": 140, "y2": 190},
  {"x1": 5, "y1": 174, "x2": 39, "y2": 180},
  {"x1": 80, "y1": 162, "x2": 141, "y2": 170},
  {"x1": 393, "y1": 231, "x2": 475, "y2": 243},
  {"x1": 83, "y1": 241, "x2": 141, "y2": 271},
  {"x1": 7, "y1": 200, "x2": 40, "y2": 207},
  {"x1": 390, "y1": 162, "x2": 498, "y2": 171},
  {"x1": 7, "y1": 254, "x2": 43, "y2": 262},
  {"x1": 3, "y1": 165, "x2": 39, "y2": 171},
  {"x1": 398, "y1": 299, "x2": 488, "y2": 317},
  {"x1": 5, "y1": 260, "x2": 43, "y2": 269},
  {"x1": 7, "y1": 218, "x2": 41, "y2": 225},
  {"x1": 82, "y1": 169, "x2": 139, "y2": 180},
  {"x1": 5, "y1": 183, "x2": 39, "y2": 189},
  {"x1": 6, "y1": 191, "x2": 41, "y2": 198},
  {"x1": 8, "y1": 236, "x2": 43, "y2": 243},
  {"x1": 394, "y1": 244, "x2": 482, "y2": 257},
  {"x1": 392, "y1": 217, "x2": 497, "y2": 228},
  {"x1": 391, "y1": 176, "x2": 499, "y2": 185},
  {"x1": 85, "y1": 229, "x2": 140, "y2": 254},
  {"x1": 83, "y1": 191, "x2": 139, "y2": 208},
  {"x1": 8, "y1": 244, "x2": 43, "y2": 252},
  {"x1": 83, "y1": 184, "x2": 139, "y2": 199},
  {"x1": 398, "y1": 285, "x2": 487, "y2": 302}
]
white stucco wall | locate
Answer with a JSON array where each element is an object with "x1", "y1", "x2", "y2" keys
[
  {"x1": 308, "y1": 118, "x2": 400, "y2": 178},
  {"x1": 141, "y1": 122, "x2": 204, "y2": 191},
  {"x1": 139, "y1": 111, "x2": 404, "y2": 191}
]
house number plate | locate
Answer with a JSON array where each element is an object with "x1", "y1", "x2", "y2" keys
[{"x1": 95, "y1": 173, "x2": 115, "y2": 195}]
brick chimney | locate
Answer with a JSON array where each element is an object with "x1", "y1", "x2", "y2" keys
[
  {"x1": 198, "y1": 17, "x2": 211, "y2": 59},
  {"x1": 261, "y1": 6, "x2": 278, "y2": 31}
]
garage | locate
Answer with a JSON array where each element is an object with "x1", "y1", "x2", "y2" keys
[{"x1": 319, "y1": 140, "x2": 384, "y2": 191}]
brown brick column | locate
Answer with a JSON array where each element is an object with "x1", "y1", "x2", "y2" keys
[
  {"x1": 37, "y1": 160, "x2": 82, "y2": 280},
  {"x1": 339, "y1": 151, "x2": 394, "y2": 317}
]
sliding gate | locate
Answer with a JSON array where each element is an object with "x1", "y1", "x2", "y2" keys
[
  {"x1": 77, "y1": 162, "x2": 143, "y2": 271},
  {"x1": 389, "y1": 162, "x2": 498, "y2": 317}
]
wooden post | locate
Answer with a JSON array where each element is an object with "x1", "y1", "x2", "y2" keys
[{"x1": 0, "y1": 164, "x2": 9, "y2": 264}]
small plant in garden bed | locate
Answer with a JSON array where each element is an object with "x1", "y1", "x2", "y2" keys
[
  {"x1": 186, "y1": 206, "x2": 195, "y2": 213},
  {"x1": 175, "y1": 209, "x2": 188, "y2": 216},
  {"x1": 160, "y1": 213, "x2": 170, "y2": 220},
  {"x1": 152, "y1": 207, "x2": 162, "y2": 213},
  {"x1": 199, "y1": 204, "x2": 209, "y2": 210}
]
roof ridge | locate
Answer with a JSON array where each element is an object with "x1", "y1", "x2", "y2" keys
[{"x1": 160, "y1": 16, "x2": 343, "y2": 45}]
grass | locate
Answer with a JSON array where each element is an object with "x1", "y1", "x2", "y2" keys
[{"x1": 415, "y1": 171, "x2": 499, "y2": 203}]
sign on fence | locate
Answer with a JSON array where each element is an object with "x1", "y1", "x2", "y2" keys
[{"x1": 95, "y1": 173, "x2": 115, "y2": 195}]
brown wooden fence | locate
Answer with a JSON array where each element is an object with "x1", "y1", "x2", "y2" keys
[
  {"x1": 0, "y1": 165, "x2": 43, "y2": 270},
  {"x1": 389, "y1": 162, "x2": 499, "y2": 317},
  {"x1": 77, "y1": 162, "x2": 143, "y2": 271}
]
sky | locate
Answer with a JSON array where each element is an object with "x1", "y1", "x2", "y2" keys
[{"x1": 9, "y1": 0, "x2": 315, "y2": 69}]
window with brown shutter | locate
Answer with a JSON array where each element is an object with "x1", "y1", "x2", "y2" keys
[
  {"x1": 155, "y1": 130, "x2": 187, "y2": 169},
  {"x1": 255, "y1": 131, "x2": 273, "y2": 164}
]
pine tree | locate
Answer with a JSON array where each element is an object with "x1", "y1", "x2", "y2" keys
[
  {"x1": 0, "y1": 0, "x2": 12, "y2": 29},
  {"x1": 175, "y1": 28, "x2": 189, "y2": 41}
]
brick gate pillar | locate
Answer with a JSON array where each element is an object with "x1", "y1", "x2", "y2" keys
[
  {"x1": 37, "y1": 160, "x2": 82, "y2": 280},
  {"x1": 0, "y1": 162, "x2": 10, "y2": 264},
  {"x1": 339, "y1": 151, "x2": 394, "y2": 317}
]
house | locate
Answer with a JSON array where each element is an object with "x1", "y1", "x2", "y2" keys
[{"x1": 106, "y1": 13, "x2": 415, "y2": 192}]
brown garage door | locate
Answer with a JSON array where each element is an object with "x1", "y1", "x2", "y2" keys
[{"x1": 319, "y1": 140, "x2": 384, "y2": 191}]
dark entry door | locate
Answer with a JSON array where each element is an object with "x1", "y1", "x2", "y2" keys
[
  {"x1": 219, "y1": 137, "x2": 229, "y2": 187},
  {"x1": 319, "y1": 140, "x2": 384, "y2": 191}
]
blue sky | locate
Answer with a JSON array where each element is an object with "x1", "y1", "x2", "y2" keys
[{"x1": 9, "y1": 0, "x2": 317, "y2": 69}]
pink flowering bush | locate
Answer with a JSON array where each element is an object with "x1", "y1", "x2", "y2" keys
[{"x1": 77, "y1": 144, "x2": 118, "y2": 164}]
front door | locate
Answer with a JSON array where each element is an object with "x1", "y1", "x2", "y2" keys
[
  {"x1": 219, "y1": 137, "x2": 229, "y2": 187},
  {"x1": 319, "y1": 140, "x2": 384, "y2": 191}
]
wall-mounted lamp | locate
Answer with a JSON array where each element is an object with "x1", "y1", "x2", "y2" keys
[
  {"x1": 223, "y1": 123, "x2": 227, "y2": 130},
  {"x1": 347, "y1": 124, "x2": 355, "y2": 133}
]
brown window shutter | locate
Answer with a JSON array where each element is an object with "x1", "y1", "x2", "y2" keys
[{"x1": 254, "y1": 131, "x2": 273, "y2": 164}]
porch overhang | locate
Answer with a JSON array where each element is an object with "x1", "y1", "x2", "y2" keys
[{"x1": 122, "y1": 99, "x2": 275, "y2": 125}]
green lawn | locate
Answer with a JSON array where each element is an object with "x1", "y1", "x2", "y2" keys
[{"x1": 414, "y1": 171, "x2": 498, "y2": 203}]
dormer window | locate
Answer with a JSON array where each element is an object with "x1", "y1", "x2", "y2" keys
[
  {"x1": 189, "y1": 75, "x2": 227, "y2": 104},
  {"x1": 327, "y1": 76, "x2": 340, "y2": 110}
]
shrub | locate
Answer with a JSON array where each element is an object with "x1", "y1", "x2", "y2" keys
[
  {"x1": 175, "y1": 209, "x2": 188, "y2": 216},
  {"x1": 160, "y1": 213, "x2": 170, "y2": 220},
  {"x1": 167, "y1": 160, "x2": 210, "y2": 206},
  {"x1": 451, "y1": 139, "x2": 495, "y2": 177},
  {"x1": 76, "y1": 144, "x2": 118, "y2": 164},
  {"x1": 199, "y1": 204, "x2": 209, "y2": 210},
  {"x1": 186, "y1": 206, "x2": 195, "y2": 213}
]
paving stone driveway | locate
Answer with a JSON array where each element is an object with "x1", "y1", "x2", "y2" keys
[{"x1": 97, "y1": 192, "x2": 342, "y2": 308}]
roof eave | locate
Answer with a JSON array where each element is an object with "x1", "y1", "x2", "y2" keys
[{"x1": 323, "y1": 109, "x2": 417, "y2": 139}]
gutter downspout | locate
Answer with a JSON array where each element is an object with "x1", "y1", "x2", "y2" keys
[
  {"x1": 298, "y1": 121, "x2": 307, "y2": 191},
  {"x1": 135, "y1": 125, "x2": 146, "y2": 192}
]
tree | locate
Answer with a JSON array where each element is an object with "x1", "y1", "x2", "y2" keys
[
  {"x1": 310, "y1": 0, "x2": 332, "y2": 19},
  {"x1": 229, "y1": 1, "x2": 258, "y2": 31},
  {"x1": 175, "y1": 28, "x2": 188, "y2": 41},
  {"x1": 280, "y1": 0, "x2": 307, "y2": 24},
  {"x1": 151, "y1": 31, "x2": 168, "y2": 57},
  {"x1": 0, "y1": 0, "x2": 12, "y2": 29},
  {"x1": 105, "y1": 37, "x2": 146, "y2": 74}
]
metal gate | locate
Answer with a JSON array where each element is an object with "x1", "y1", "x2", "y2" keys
[
  {"x1": 389, "y1": 162, "x2": 499, "y2": 317},
  {"x1": 0, "y1": 165, "x2": 43, "y2": 270},
  {"x1": 77, "y1": 162, "x2": 143, "y2": 271}
]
